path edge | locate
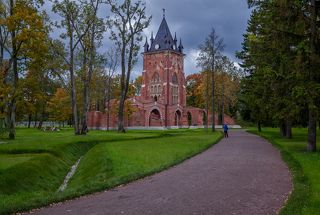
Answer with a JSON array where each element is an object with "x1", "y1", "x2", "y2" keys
[
  {"x1": 25, "y1": 132, "x2": 224, "y2": 214},
  {"x1": 248, "y1": 130, "x2": 310, "y2": 215}
]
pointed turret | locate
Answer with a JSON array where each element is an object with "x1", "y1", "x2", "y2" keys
[
  {"x1": 178, "y1": 38, "x2": 184, "y2": 53},
  {"x1": 143, "y1": 37, "x2": 149, "y2": 52},
  {"x1": 150, "y1": 32, "x2": 154, "y2": 44},
  {"x1": 174, "y1": 32, "x2": 177, "y2": 50}
]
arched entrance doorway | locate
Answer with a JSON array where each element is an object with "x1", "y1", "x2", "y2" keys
[
  {"x1": 149, "y1": 109, "x2": 162, "y2": 126},
  {"x1": 174, "y1": 110, "x2": 182, "y2": 127},
  {"x1": 187, "y1": 112, "x2": 192, "y2": 127}
]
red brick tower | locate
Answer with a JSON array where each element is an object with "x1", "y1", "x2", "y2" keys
[
  {"x1": 87, "y1": 11, "x2": 235, "y2": 129},
  {"x1": 141, "y1": 12, "x2": 187, "y2": 127}
]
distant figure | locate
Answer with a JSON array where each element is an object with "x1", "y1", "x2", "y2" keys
[{"x1": 223, "y1": 124, "x2": 229, "y2": 138}]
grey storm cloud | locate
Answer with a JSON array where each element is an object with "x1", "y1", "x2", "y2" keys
[{"x1": 44, "y1": 0, "x2": 251, "y2": 78}]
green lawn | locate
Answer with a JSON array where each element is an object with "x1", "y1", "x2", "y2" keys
[
  {"x1": 0, "y1": 128, "x2": 222, "y2": 214},
  {"x1": 249, "y1": 128, "x2": 320, "y2": 215}
]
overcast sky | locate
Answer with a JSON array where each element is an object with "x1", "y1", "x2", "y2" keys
[{"x1": 45, "y1": 0, "x2": 251, "y2": 78}]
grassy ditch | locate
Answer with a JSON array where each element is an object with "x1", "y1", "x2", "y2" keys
[{"x1": 0, "y1": 128, "x2": 222, "y2": 214}]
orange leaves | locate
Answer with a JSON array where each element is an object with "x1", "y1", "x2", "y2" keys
[
  {"x1": 186, "y1": 71, "x2": 240, "y2": 110},
  {"x1": 48, "y1": 88, "x2": 71, "y2": 122}
]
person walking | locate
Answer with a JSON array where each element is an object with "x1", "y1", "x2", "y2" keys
[{"x1": 223, "y1": 123, "x2": 229, "y2": 138}]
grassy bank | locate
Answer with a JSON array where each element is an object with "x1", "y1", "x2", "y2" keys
[
  {"x1": 249, "y1": 128, "x2": 320, "y2": 215},
  {"x1": 0, "y1": 128, "x2": 222, "y2": 214}
]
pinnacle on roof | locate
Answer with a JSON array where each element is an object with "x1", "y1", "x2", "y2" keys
[
  {"x1": 143, "y1": 37, "x2": 149, "y2": 52},
  {"x1": 150, "y1": 31, "x2": 154, "y2": 43},
  {"x1": 178, "y1": 38, "x2": 184, "y2": 52}
]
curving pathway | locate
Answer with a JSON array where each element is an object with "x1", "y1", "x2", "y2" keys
[{"x1": 28, "y1": 130, "x2": 292, "y2": 215}]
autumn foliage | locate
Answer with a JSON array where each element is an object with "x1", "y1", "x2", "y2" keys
[{"x1": 186, "y1": 71, "x2": 240, "y2": 119}]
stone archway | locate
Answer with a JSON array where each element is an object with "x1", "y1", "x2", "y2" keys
[
  {"x1": 149, "y1": 109, "x2": 162, "y2": 126},
  {"x1": 187, "y1": 112, "x2": 192, "y2": 127},
  {"x1": 174, "y1": 110, "x2": 182, "y2": 127}
]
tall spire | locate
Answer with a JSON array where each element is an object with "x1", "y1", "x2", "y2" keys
[
  {"x1": 149, "y1": 10, "x2": 175, "y2": 52},
  {"x1": 146, "y1": 9, "x2": 183, "y2": 53},
  {"x1": 143, "y1": 37, "x2": 149, "y2": 52},
  {"x1": 174, "y1": 32, "x2": 177, "y2": 49},
  {"x1": 178, "y1": 38, "x2": 184, "y2": 53},
  {"x1": 150, "y1": 31, "x2": 154, "y2": 43}
]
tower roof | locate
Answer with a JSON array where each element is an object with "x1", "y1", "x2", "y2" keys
[{"x1": 146, "y1": 11, "x2": 182, "y2": 54}]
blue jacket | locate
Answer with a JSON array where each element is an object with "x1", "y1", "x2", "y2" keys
[{"x1": 223, "y1": 124, "x2": 228, "y2": 132}]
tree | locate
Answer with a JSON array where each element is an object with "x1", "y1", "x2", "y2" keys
[
  {"x1": 75, "y1": 0, "x2": 105, "y2": 135},
  {"x1": 0, "y1": 0, "x2": 47, "y2": 139},
  {"x1": 215, "y1": 56, "x2": 241, "y2": 124},
  {"x1": 186, "y1": 73, "x2": 204, "y2": 108},
  {"x1": 52, "y1": 0, "x2": 101, "y2": 135},
  {"x1": 238, "y1": 0, "x2": 320, "y2": 149},
  {"x1": 307, "y1": 0, "x2": 320, "y2": 151},
  {"x1": 197, "y1": 28, "x2": 225, "y2": 132},
  {"x1": 107, "y1": 0, "x2": 151, "y2": 133},
  {"x1": 48, "y1": 88, "x2": 71, "y2": 125},
  {"x1": 132, "y1": 75, "x2": 142, "y2": 96},
  {"x1": 186, "y1": 68, "x2": 241, "y2": 122},
  {"x1": 103, "y1": 48, "x2": 119, "y2": 131}
]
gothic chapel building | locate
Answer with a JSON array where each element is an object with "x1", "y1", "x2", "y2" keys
[{"x1": 88, "y1": 13, "x2": 233, "y2": 129}]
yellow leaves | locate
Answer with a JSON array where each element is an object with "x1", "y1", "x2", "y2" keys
[
  {"x1": 186, "y1": 71, "x2": 240, "y2": 110},
  {"x1": 48, "y1": 88, "x2": 72, "y2": 122},
  {"x1": 108, "y1": 99, "x2": 138, "y2": 119},
  {"x1": 4, "y1": 0, "x2": 47, "y2": 58}
]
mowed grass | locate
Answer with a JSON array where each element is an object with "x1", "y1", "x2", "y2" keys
[
  {"x1": 0, "y1": 128, "x2": 222, "y2": 214},
  {"x1": 249, "y1": 128, "x2": 320, "y2": 215}
]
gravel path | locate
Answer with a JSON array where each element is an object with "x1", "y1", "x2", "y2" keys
[{"x1": 28, "y1": 130, "x2": 292, "y2": 215}]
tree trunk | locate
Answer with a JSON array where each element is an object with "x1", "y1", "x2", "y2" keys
[
  {"x1": 34, "y1": 112, "x2": 37, "y2": 128},
  {"x1": 205, "y1": 71, "x2": 209, "y2": 131},
  {"x1": 257, "y1": 121, "x2": 261, "y2": 132},
  {"x1": 117, "y1": 94, "x2": 125, "y2": 133},
  {"x1": 286, "y1": 119, "x2": 292, "y2": 139},
  {"x1": 107, "y1": 77, "x2": 111, "y2": 131},
  {"x1": 81, "y1": 84, "x2": 89, "y2": 134},
  {"x1": 211, "y1": 33, "x2": 215, "y2": 132},
  {"x1": 118, "y1": 33, "x2": 134, "y2": 133},
  {"x1": 117, "y1": 41, "x2": 127, "y2": 133},
  {"x1": 8, "y1": 100, "x2": 16, "y2": 139},
  {"x1": 280, "y1": 121, "x2": 286, "y2": 137},
  {"x1": 8, "y1": 0, "x2": 18, "y2": 139},
  {"x1": 80, "y1": 48, "x2": 89, "y2": 135},
  {"x1": 211, "y1": 68, "x2": 215, "y2": 132},
  {"x1": 37, "y1": 106, "x2": 45, "y2": 129},
  {"x1": 308, "y1": 107, "x2": 317, "y2": 152},
  {"x1": 81, "y1": 23, "x2": 96, "y2": 135},
  {"x1": 28, "y1": 114, "x2": 32, "y2": 128},
  {"x1": 307, "y1": 0, "x2": 317, "y2": 152},
  {"x1": 70, "y1": 31, "x2": 79, "y2": 135},
  {"x1": 221, "y1": 73, "x2": 225, "y2": 125}
]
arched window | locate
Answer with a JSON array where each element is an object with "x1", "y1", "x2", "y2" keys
[
  {"x1": 150, "y1": 72, "x2": 162, "y2": 99},
  {"x1": 172, "y1": 73, "x2": 179, "y2": 104},
  {"x1": 151, "y1": 72, "x2": 160, "y2": 84},
  {"x1": 172, "y1": 73, "x2": 178, "y2": 84}
]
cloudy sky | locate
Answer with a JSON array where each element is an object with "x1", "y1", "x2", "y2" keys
[{"x1": 45, "y1": 0, "x2": 251, "y2": 78}]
